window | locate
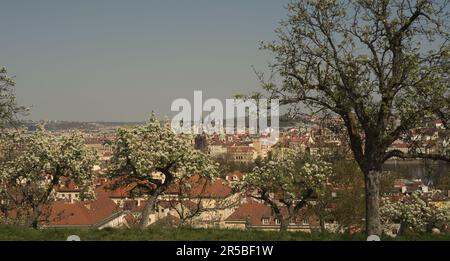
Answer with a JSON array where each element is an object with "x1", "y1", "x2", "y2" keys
[{"x1": 262, "y1": 218, "x2": 270, "y2": 225}]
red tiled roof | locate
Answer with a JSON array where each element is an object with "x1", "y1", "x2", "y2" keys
[
  {"x1": 46, "y1": 201, "x2": 91, "y2": 226},
  {"x1": 226, "y1": 200, "x2": 273, "y2": 225},
  {"x1": 44, "y1": 194, "x2": 121, "y2": 227},
  {"x1": 225, "y1": 199, "x2": 318, "y2": 226},
  {"x1": 166, "y1": 176, "x2": 232, "y2": 198},
  {"x1": 124, "y1": 213, "x2": 137, "y2": 227},
  {"x1": 95, "y1": 178, "x2": 155, "y2": 199}
]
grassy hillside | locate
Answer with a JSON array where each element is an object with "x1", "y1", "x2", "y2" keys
[{"x1": 0, "y1": 226, "x2": 449, "y2": 241}]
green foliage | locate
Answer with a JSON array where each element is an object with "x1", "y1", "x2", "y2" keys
[{"x1": 329, "y1": 160, "x2": 365, "y2": 231}]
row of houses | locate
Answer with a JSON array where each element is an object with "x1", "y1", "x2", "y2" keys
[
  {"x1": 53, "y1": 175, "x2": 450, "y2": 232},
  {"x1": 202, "y1": 129, "x2": 327, "y2": 163},
  {"x1": 84, "y1": 119, "x2": 448, "y2": 166},
  {"x1": 46, "y1": 171, "x2": 321, "y2": 231}
]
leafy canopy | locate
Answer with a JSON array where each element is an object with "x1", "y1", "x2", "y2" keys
[
  {"x1": 0, "y1": 129, "x2": 98, "y2": 214},
  {"x1": 240, "y1": 150, "x2": 333, "y2": 208},
  {"x1": 108, "y1": 114, "x2": 219, "y2": 186},
  {"x1": 260, "y1": 0, "x2": 449, "y2": 165}
]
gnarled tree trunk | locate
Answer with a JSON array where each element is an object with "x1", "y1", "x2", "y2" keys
[
  {"x1": 139, "y1": 187, "x2": 163, "y2": 229},
  {"x1": 364, "y1": 169, "x2": 381, "y2": 236},
  {"x1": 319, "y1": 217, "x2": 326, "y2": 233},
  {"x1": 280, "y1": 217, "x2": 291, "y2": 232},
  {"x1": 139, "y1": 170, "x2": 174, "y2": 229}
]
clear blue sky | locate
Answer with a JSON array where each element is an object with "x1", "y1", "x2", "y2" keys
[{"x1": 0, "y1": 0, "x2": 290, "y2": 121}]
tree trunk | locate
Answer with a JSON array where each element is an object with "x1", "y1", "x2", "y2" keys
[
  {"x1": 139, "y1": 188, "x2": 162, "y2": 229},
  {"x1": 27, "y1": 173, "x2": 60, "y2": 229},
  {"x1": 398, "y1": 222, "x2": 406, "y2": 236},
  {"x1": 29, "y1": 205, "x2": 42, "y2": 229},
  {"x1": 30, "y1": 218, "x2": 39, "y2": 229},
  {"x1": 364, "y1": 170, "x2": 381, "y2": 236},
  {"x1": 139, "y1": 170, "x2": 174, "y2": 229},
  {"x1": 280, "y1": 217, "x2": 290, "y2": 232},
  {"x1": 1, "y1": 207, "x2": 8, "y2": 224},
  {"x1": 319, "y1": 217, "x2": 326, "y2": 232},
  {"x1": 269, "y1": 204, "x2": 288, "y2": 232}
]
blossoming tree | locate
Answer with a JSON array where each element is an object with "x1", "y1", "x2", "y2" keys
[
  {"x1": 0, "y1": 66, "x2": 26, "y2": 130},
  {"x1": 239, "y1": 151, "x2": 333, "y2": 231},
  {"x1": 0, "y1": 129, "x2": 98, "y2": 228},
  {"x1": 256, "y1": 0, "x2": 449, "y2": 235},
  {"x1": 108, "y1": 114, "x2": 219, "y2": 228},
  {"x1": 381, "y1": 191, "x2": 450, "y2": 235}
]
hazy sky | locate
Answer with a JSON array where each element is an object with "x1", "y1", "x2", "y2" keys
[{"x1": 1, "y1": 0, "x2": 290, "y2": 121}]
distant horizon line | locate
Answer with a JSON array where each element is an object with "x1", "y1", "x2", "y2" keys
[{"x1": 19, "y1": 114, "x2": 309, "y2": 124}]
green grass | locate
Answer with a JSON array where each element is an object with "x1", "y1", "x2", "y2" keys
[{"x1": 0, "y1": 225, "x2": 449, "y2": 241}]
